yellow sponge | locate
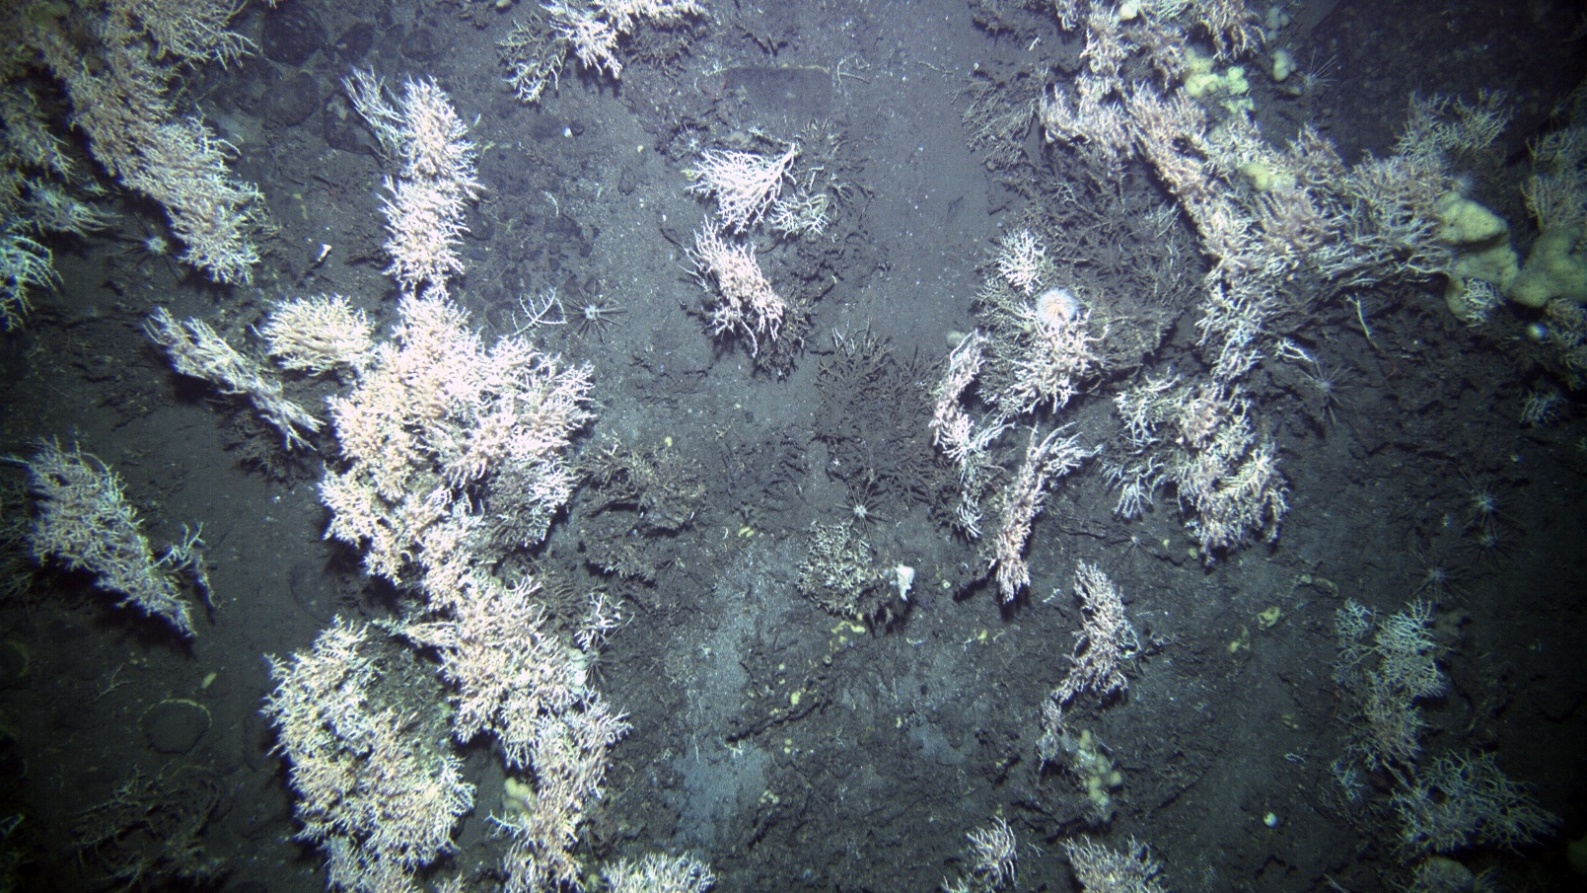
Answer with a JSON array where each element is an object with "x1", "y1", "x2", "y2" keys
[{"x1": 1508, "y1": 227, "x2": 1587, "y2": 308}]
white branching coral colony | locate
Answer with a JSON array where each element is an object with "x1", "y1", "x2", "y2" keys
[
  {"x1": 344, "y1": 69, "x2": 485, "y2": 293},
  {"x1": 252, "y1": 75, "x2": 646, "y2": 893},
  {"x1": 102, "y1": 55, "x2": 662, "y2": 891},
  {"x1": 688, "y1": 224, "x2": 787, "y2": 355},
  {"x1": 502, "y1": 0, "x2": 707, "y2": 103},
  {"x1": 144, "y1": 307, "x2": 325, "y2": 450},
  {"x1": 682, "y1": 141, "x2": 822, "y2": 359},
  {"x1": 686, "y1": 143, "x2": 800, "y2": 234},
  {"x1": 19, "y1": 440, "x2": 210, "y2": 637},
  {"x1": 5, "y1": 0, "x2": 267, "y2": 303},
  {"x1": 1331, "y1": 598, "x2": 1559, "y2": 866}
]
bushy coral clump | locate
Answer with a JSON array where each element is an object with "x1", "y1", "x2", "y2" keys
[
  {"x1": 1392, "y1": 751, "x2": 1559, "y2": 857},
  {"x1": 20, "y1": 440, "x2": 207, "y2": 636}
]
